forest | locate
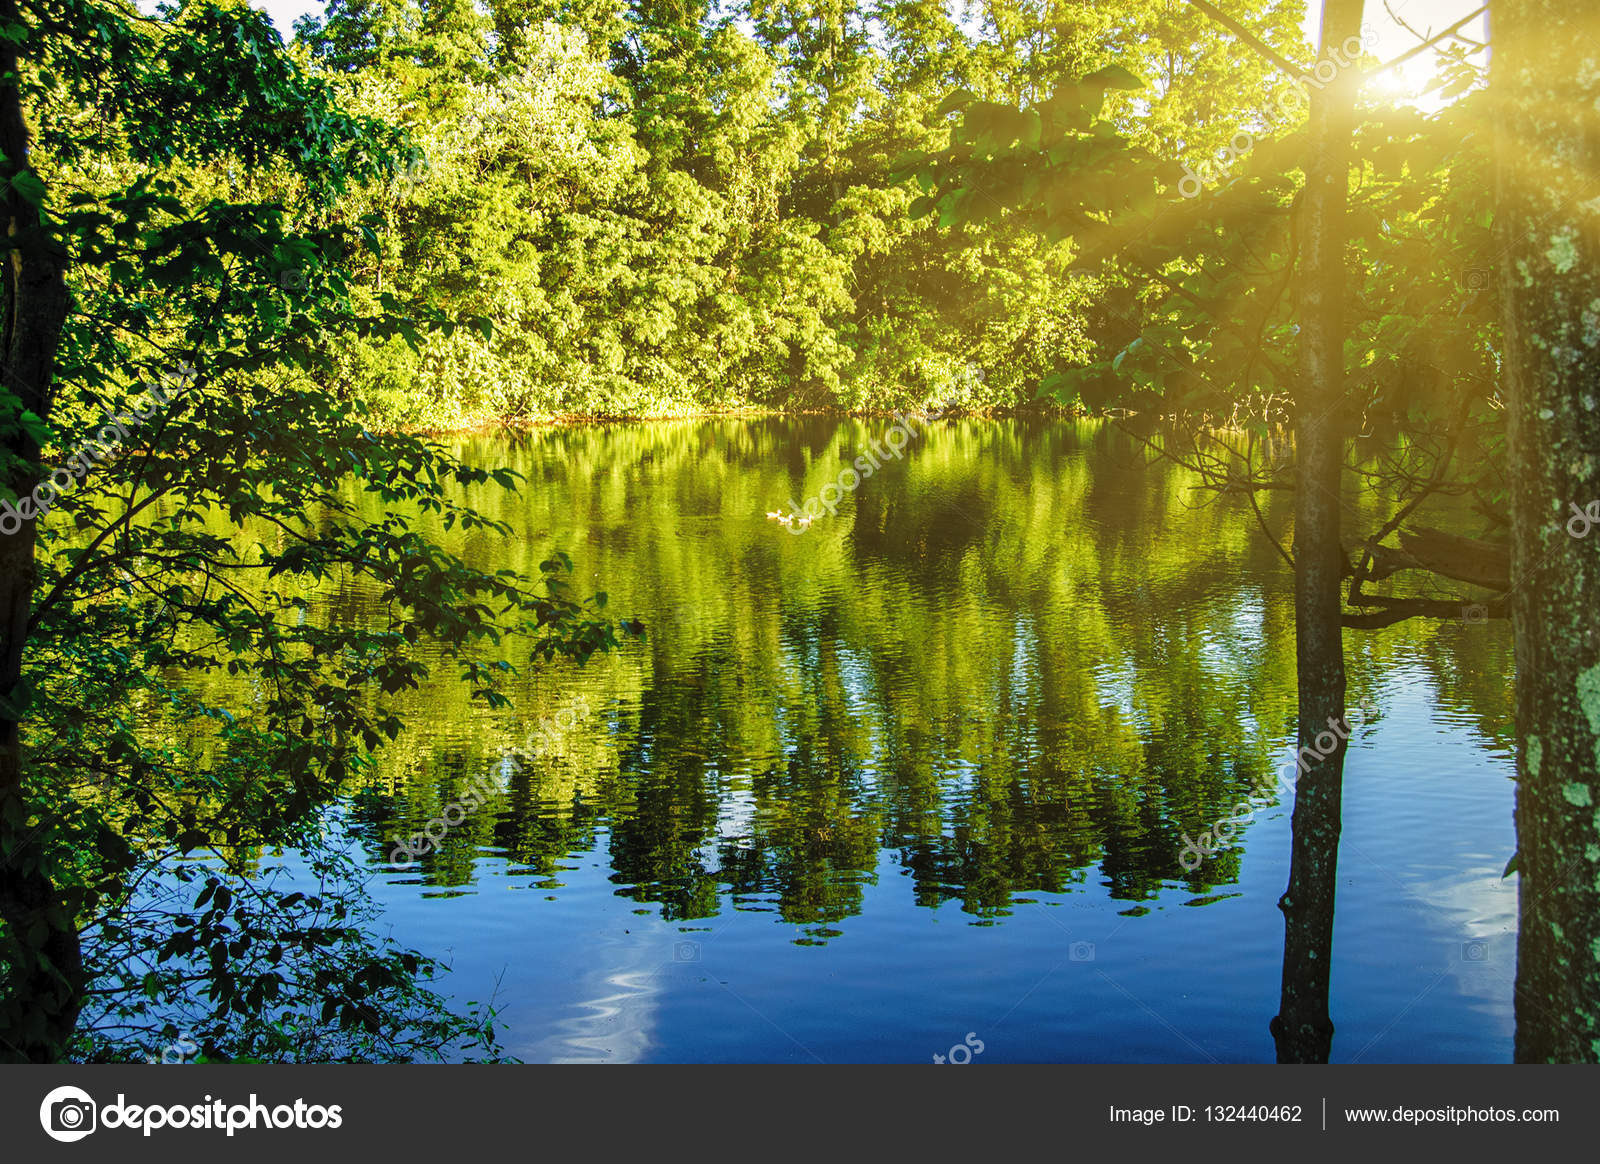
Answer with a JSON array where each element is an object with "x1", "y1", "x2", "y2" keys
[{"x1": 0, "y1": 0, "x2": 1596, "y2": 1067}]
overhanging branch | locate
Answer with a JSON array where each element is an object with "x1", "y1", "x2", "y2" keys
[
  {"x1": 1185, "y1": 0, "x2": 1310, "y2": 84},
  {"x1": 1363, "y1": 4, "x2": 1490, "y2": 85},
  {"x1": 1342, "y1": 594, "x2": 1508, "y2": 630}
]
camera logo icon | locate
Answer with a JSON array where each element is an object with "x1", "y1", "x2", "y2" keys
[
  {"x1": 674, "y1": 941, "x2": 701, "y2": 962},
  {"x1": 1461, "y1": 268, "x2": 1492, "y2": 291},
  {"x1": 1461, "y1": 939, "x2": 1491, "y2": 962},
  {"x1": 39, "y1": 1085, "x2": 97, "y2": 1143},
  {"x1": 1461, "y1": 603, "x2": 1489, "y2": 625},
  {"x1": 1069, "y1": 941, "x2": 1096, "y2": 962}
]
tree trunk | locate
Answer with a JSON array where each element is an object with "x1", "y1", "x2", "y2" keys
[
  {"x1": 0, "y1": 0, "x2": 80, "y2": 1062},
  {"x1": 1494, "y1": 1, "x2": 1600, "y2": 1064},
  {"x1": 1271, "y1": 0, "x2": 1363, "y2": 1064}
]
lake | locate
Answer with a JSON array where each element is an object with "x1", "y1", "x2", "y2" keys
[{"x1": 298, "y1": 416, "x2": 1518, "y2": 1062}]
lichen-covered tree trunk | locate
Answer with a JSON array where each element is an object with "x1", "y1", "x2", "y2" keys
[
  {"x1": 0, "y1": 0, "x2": 78, "y2": 1062},
  {"x1": 1494, "y1": 1, "x2": 1600, "y2": 1064},
  {"x1": 1271, "y1": 0, "x2": 1362, "y2": 1065}
]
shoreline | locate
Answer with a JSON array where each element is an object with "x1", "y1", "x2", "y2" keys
[{"x1": 399, "y1": 402, "x2": 1083, "y2": 436}]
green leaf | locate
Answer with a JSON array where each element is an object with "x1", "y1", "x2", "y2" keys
[
  {"x1": 0, "y1": 679, "x2": 33, "y2": 721},
  {"x1": 1083, "y1": 64, "x2": 1146, "y2": 92},
  {"x1": 936, "y1": 88, "x2": 978, "y2": 117},
  {"x1": 176, "y1": 829, "x2": 209, "y2": 852},
  {"x1": 1112, "y1": 338, "x2": 1144, "y2": 372},
  {"x1": 7, "y1": 169, "x2": 46, "y2": 207},
  {"x1": 888, "y1": 150, "x2": 924, "y2": 181},
  {"x1": 18, "y1": 409, "x2": 52, "y2": 447}
]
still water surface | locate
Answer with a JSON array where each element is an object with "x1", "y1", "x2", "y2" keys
[{"x1": 327, "y1": 417, "x2": 1515, "y2": 1062}]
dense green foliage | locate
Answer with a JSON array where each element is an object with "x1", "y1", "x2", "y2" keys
[
  {"x1": 288, "y1": 0, "x2": 1303, "y2": 426},
  {"x1": 903, "y1": 24, "x2": 1501, "y2": 528},
  {"x1": 899, "y1": 11, "x2": 1509, "y2": 631},
  {"x1": 9, "y1": 0, "x2": 1593, "y2": 1066},
  {"x1": 0, "y1": 0, "x2": 638, "y2": 1062}
]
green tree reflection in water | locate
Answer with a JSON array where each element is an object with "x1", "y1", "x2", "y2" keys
[{"x1": 171, "y1": 419, "x2": 1509, "y2": 949}]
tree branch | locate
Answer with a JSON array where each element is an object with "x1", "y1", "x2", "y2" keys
[
  {"x1": 1363, "y1": 4, "x2": 1489, "y2": 85},
  {"x1": 1342, "y1": 593, "x2": 1508, "y2": 629},
  {"x1": 1185, "y1": 0, "x2": 1310, "y2": 84}
]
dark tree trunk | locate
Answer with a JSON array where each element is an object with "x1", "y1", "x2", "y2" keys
[
  {"x1": 0, "y1": 0, "x2": 79, "y2": 1062},
  {"x1": 1271, "y1": 0, "x2": 1363, "y2": 1064},
  {"x1": 1494, "y1": 1, "x2": 1600, "y2": 1064}
]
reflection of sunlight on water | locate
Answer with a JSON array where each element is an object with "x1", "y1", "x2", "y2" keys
[
  {"x1": 935, "y1": 756, "x2": 981, "y2": 813},
  {"x1": 1093, "y1": 658, "x2": 1147, "y2": 732},
  {"x1": 1007, "y1": 613, "x2": 1039, "y2": 694},
  {"x1": 388, "y1": 829, "x2": 677, "y2": 1065},
  {"x1": 541, "y1": 958, "x2": 661, "y2": 1064},
  {"x1": 834, "y1": 645, "x2": 878, "y2": 724},
  {"x1": 714, "y1": 775, "x2": 758, "y2": 839},
  {"x1": 1196, "y1": 595, "x2": 1269, "y2": 676}
]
